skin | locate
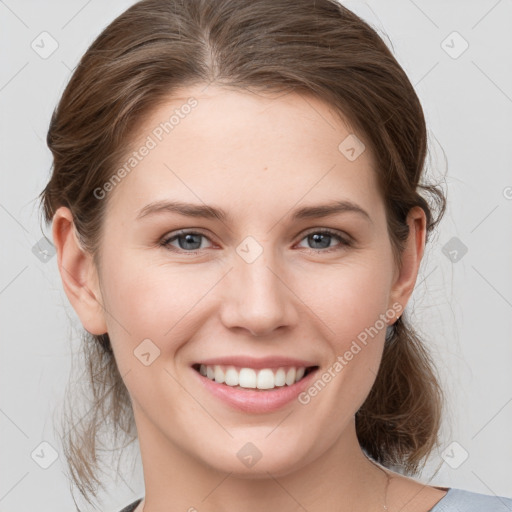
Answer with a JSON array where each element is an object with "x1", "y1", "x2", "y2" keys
[{"x1": 52, "y1": 84, "x2": 448, "y2": 511}]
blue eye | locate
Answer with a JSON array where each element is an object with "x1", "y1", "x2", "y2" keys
[
  {"x1": 297, "y1": 229, "x2": 351, "y2": 253},
  {"x1": 161, "y1": 231, "x2": 212, "y2": 252},
  {"x1": 160, "y1": 228, "x2": 351, "y2": 254}
]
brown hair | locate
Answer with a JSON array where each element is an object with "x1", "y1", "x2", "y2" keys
[{"x1": 39, "y1": 0, "x2": 447, "y2": 507}]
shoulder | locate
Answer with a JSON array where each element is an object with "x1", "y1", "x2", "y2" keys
[
  {"x1": 430, "y1": 488, "x2": 512, "y2": 511},
  {"x1": 384, "y1": 472, "x2": 511, "y2": 512}
]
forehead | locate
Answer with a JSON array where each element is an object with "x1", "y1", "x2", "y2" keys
[{"x1": 104, "y1": 84, "x2": 383, "y2": 224}]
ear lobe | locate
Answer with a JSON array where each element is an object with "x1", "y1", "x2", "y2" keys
[
  {"x1": 52, "y1": 206, "x2": 108, "y2": 335},
  {"x1": 388, "y1": 206, "x2": 427, "y2": 318}
]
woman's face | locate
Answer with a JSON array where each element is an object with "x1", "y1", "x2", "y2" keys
[{"x1": 63, "y1": 84, "x2": 423, "y2": 476}]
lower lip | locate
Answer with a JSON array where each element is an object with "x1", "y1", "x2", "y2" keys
[{"x1": 192, "y1": 367, "x2": 318, "y2": 413}]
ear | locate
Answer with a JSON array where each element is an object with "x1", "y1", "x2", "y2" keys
[
  {"x1": 387, "y1": 206, "x2": 427, "y2": 319},
  {"x1": 52, "y1": 206, "x2": 108, "y2": 335}
]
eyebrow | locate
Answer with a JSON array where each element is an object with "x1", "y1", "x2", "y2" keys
[{"x1": 136, "y1": 199, "x2": 372, "y2": 224}]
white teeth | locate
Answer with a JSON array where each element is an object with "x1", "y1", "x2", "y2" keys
[
  {"x1": 198, "y1": 364, "x2": 311, "y2": 390},
  {"x1": 239, "y1": 368, "x2": 257, "y2": 388},
  {"x1": 224, "y1": 366, "x2": 239, "y2": 386},
  {"x1": 274, "y1": 368, "x2": 286, "y2": 387},
  {"x1": 214, "y1": 365, "x2": 225, "y2": 384},
  {"x1": 285, "y1": 367, "x2": 296, "y2": 386},
  {"x1": 257, "y1": 369, "x2": 275, "y2": 389}
]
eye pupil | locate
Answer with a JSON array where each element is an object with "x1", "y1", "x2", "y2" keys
[
  {"x1": 179, "y1": 233, "x2": 202, "y2": 250},
  {"x1": 309, "y1": 233, "x2": 331, "y2": 249}
]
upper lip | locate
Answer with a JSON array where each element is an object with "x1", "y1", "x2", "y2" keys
[{"x1": 193, "y1": 356, "x2": 318, "y2": 369}]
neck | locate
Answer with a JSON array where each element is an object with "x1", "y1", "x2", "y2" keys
[{"x1": 135, "y1": 411, "x2": 389, "y2": 512}]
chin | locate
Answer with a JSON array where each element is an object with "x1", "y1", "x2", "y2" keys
[{"x1": 196, "y1": 438, "x2": 312, "y2": 479}]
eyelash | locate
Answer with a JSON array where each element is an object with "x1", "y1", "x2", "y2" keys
[{"x1": 159, "y1": 228, "x2": 352, "y2": 255}]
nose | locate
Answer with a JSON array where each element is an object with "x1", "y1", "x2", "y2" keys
[{"x1": 219, "y1": 244, "x2": 298, "y2": 337}]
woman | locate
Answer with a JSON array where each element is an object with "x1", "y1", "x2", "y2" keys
[{"x1": 39, "y1": 0, "x2": 512, "y2": 511}]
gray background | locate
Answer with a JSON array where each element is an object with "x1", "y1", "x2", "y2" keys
[{"x1": 1, "y1": 0, "x2": 511, "y2": 510}]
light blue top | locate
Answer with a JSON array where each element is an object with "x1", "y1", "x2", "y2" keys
[
  {"x1": 430, "y1": 488, "x2": 512, "y2": 511},
  {"x1": 117, "y1": 488, "x2": 512, "y2": 512}
]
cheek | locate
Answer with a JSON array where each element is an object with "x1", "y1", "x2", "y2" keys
[
  {"x1": 300, "y1": 265, "x2": 390, "y2": 425},
  {"x1": 99, "y1": 251, "x2": 215, "y2": 357},
  {"x1": 298, "y1": 256, "x2": 392, "y2": 343},
  {"x1": 297, "y1": 254, "x2": 392, "y2": 406}
]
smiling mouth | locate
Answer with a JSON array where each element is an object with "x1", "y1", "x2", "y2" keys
[{"x1": 192, "y1": 363, "x2": 319, "y2": 391}]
